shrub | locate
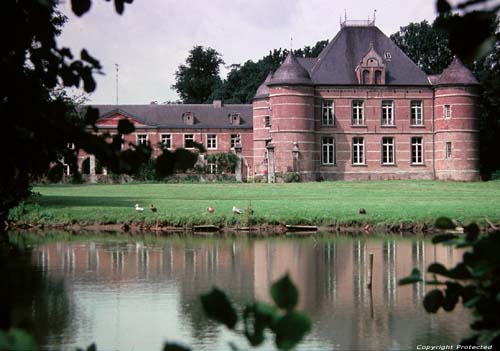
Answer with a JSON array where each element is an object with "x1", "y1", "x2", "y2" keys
[{"x1": 284, "y1": 172, "x2": 301, "y2": 183}]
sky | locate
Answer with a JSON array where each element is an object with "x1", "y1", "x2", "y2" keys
[{"x1": 57, "y1": 0, "x2": 439, "y2": 104}]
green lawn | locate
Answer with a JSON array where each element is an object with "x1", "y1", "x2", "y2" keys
[{"x1": 11, "y1": 180, "x2": 500, "y2": 226}]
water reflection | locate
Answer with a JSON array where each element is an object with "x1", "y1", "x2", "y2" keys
[{"x1": 25, "y1": 234, "x2": 471, "y2": 351}]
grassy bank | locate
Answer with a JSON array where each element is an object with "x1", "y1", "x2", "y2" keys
[{"x1": 10, "y1": 180, "x2": 500, "y2": 227}]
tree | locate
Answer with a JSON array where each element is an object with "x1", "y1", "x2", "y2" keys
[
  {"x1": 390, "y1": 20, "x2": 453, "y2": 75},
  {"x1": 1, "y1": 0, "x2": 201, "y2": 231},
  {"x1": 172, "y1": 46, "x2": 224, "y2": 103}
]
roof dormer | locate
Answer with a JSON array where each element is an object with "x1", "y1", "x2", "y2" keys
[
  {"x1": 228, "y1": 112, "x2": 240, "y2": 125},
  {"x1": 182, "y1": 111, "x2": 195, "y2": 125},
  {"x1": 355, "y1": 42, "x2": 386, "y2": 85}
]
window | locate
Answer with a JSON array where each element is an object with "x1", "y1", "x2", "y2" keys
[
  {"x1": 375, "y1": 70, "x2": 382, "y2": 84},
  {"x1": 161, "y1": 134, "x2": 172, "y2": 149},
  {"x1": 352, "y1": 137, "x2": 365, "y2": 165},
  {"x1": 381, "y1": 100, "x2": 394, "y2": 126},
  {"x1": 410, "y1": 101, "x2": 423, "y2": 126},
  {"x1": 206, "y1": 161, "x2": 217, "y2": 174},
  {"x1": 322, "y1": 100, "x2": 335, "y2": 126},
  {"x1": 384, "y1": 52, "x2": 392, "y2": 60},
  {"x1": 362, "y1": 70, "x2": 370, "y2": 84},
  {"x1": 444, "y1": 105, "x2": 451, "y2": 119},
  {"x1": 207, "y1": 134, "x2": 217, "y2": 149},
  {"x1": 67, "y1": 143, "x2": 75, "y2": 150},
  {"x1": 411, "y1": 137, "x2": 424, "y2": 165},
  {"x1": 137, "y1": 134, "x2": 148, "y2": 145},
  {"x1": 321, "y1": 137, "x2": 335, "y2": 165},
  {"x1": 264, "y1": 115, "x2": 271, "y2": 128},
  {"x1": 445, "y1": 142, "x2": 452, "y2": 159},
  {"x1": 230, "y1": 134, "x2": 241, "y2": 149},
  {"x1": 184, "y1": 134, "x2": 194, "y2": 148},
  {"x1": 382, "y1": 137, "x2": 395, "y2": 165},
  {"x1": 352, "y1": 100, "x2": 365, "y2": 125}
]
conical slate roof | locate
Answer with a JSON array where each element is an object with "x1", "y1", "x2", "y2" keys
[
  {"x1": 433, "y1": 57, "x2": 479, "y2": 86},
  {"x1": 254, "y1": 71, "x2": 273, "y2": 99},
  {"x1": 268, "y1": 52, "x2": 313, "y2": 86}
]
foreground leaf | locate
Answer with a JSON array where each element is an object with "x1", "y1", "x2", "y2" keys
[
  {"x1": 273, "y1": 311, "x2": 312, "y2": 351},
  {"x1": 423, "y1": 289, "x2": 444, "y2": 313},
  {"x1": 398, "y1": 268, "x2": 422, "y2": 285},
  {"x1": 163, "y1": 342, "x2": 191, "y2": 351},
  {"x1": 200, "y1": 288, "x2": 238, "y2": 329},
  {"x1": 270, "y1": 274, "x2": 299, "y2": 311}
]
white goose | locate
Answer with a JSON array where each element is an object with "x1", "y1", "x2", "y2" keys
[
  {"x1": 232, "y1": 206, "x2": 242, "y2": 215},
  {"x1": 135, "y1": 204, "x2": 144, "y2": 212}
]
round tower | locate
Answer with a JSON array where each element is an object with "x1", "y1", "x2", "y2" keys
[
  {"x1": 433, "y1": 57, "x2": 480, "y2": 181},
  {"x1": 266, "y1": 53, "x2": 315, "y2": 181},
  {"x1": 252, "y1": 72, "x2": 272, "y2": 180}
]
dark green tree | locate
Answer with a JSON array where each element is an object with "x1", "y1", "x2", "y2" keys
[
  {"x1": 172, "y1": 46, "x2": 224, "y2": 103},
  {"x1": 390, "y1": 20, "x2": 453, "y2": 74}
]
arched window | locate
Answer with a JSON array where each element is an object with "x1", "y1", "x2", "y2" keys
[
  {"x1": 362, "y1": 70, "x2": 370, "y2": 84},
  {"x1": 375, "y1": 70, "x2": 382, "y2": 84}
]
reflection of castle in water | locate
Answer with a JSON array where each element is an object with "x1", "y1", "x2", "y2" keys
[{"x1": 32, "y1": 237, "x2": 467, "y2": 350}]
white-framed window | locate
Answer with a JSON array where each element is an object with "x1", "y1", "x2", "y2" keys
[
  {"x1": 411, "y1": 137, "x2": 424, "y2": 165},
  {"x1": 382, "y1": 137, "x2": 395, "y2": 165},
  {"x1": 410, "y1": 101, "x2": 423, "y2": 126},
  {"x1": 381, "y1": 100, "x2": 394, "y2": 126},
  {"x1": 444, "y1": 105, "x2": 452, "y2": 119},
  {"x1": 322, "y1": 100, "x2": 335, "y2": 126},
  {"x1": 63, "y1": 163, "x2": 71, "y2": 176},
  {"x1": 184, "y1": 134, "x2": 194, "y2": 148},
  {"x1": 384, "y1": 52, "x2": 392, "y2": 60},
  {"x1": 352, "y1": 100, "x2": 365, "y2": 125},
  {"x1": 161, "y1": 134, "x2": 172, "y2": 149},
  {"x1": 445, "y1": 142, "x2": 452, "y2": 159},
  {"x1": 230, "y1": 134, "x2": 241, "y2": 149},
  {"x1": 206, "y1": 161, "x2": 217, "y2": 174},
  {"x1": 137, "y1": 134, "x2": 148, "y2": 145},
  {"x1": 321, "y1": 137, "x2": 335, "y2": 165},
  {"x1": 207, "y1": 134, "x2": 217, "y2": 150},
  {"x1": 67, "y1": 143, "x2": 75, "y2": 150},
  {"x1": 264, "y1": 115, "x2": 271, "y2": 128},
  {"x1": 352, "y1": 137, "x2": 365, "y2": 165}
]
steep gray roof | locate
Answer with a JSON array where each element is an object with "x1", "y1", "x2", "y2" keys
[
  {"x1": 268, "y1": 52, "x2": 313, "y2": 86},
  {"x1": 254, "y1": 71, "x2": 273, "y2": 99},
  {"x1": 309, "y1": 26, "x2": 430, "y2": 86},
  {"x1": 433, "y1": 57, "x2": 479, "y2": 86},
  {"x1": 93, "y1": 104, "x2": 253, "y2": 129}
]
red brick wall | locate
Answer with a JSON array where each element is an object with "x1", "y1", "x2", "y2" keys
[{"x1": 434, "y1": 86, "x2": 480, "y2": 181}]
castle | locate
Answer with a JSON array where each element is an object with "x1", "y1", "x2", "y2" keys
[{"x1": 80, "y1": 21, "x2": 480, "y2": 182}]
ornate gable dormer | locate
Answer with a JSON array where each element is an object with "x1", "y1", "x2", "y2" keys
[
  {"x1": 228, "y1": 112, "x2": 240, "y2": 125},
  {"x1": 355, "y1": 42, "x2": 386, "y2": 85}
]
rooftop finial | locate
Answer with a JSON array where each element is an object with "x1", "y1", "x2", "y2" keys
[
  {"x1": 290, "y1": 37, "x2": 293, "y2": 53},
  {"x1": 373, "y1": 9, "x2": 377, "y2": 23}
]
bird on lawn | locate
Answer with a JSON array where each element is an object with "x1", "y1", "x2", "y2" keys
[
  {"x1": 207, "y1": 207, "x2": 215, "y2": 213},
  {"x1": 149, "y1": 204, "x2": 157, "y2": 213},
  {"x1": 359, "y1": 208, "x2": 366, "y2": 214},
  {"x1": 232, "y1": 206, "x2": 242, "y2": 215},
  {"x1": 135, "y1": 204, "x2": 144, "y2": 212}
]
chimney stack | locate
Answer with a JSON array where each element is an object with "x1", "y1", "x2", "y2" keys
[{"x1": 213, "y1": 100, "x2": 222, "y2": 108}]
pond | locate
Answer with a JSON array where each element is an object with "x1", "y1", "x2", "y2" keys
[{"x1": 4, "y1": 232, "x2": 471, "y2": 350}]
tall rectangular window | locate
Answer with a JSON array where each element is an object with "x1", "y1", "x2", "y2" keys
[
  {"x1": 230, "y1": 134, "x2": 241, "y2": 149},
  {"x1": 207, "y1": 134, "x2": 217, "y2": 149},
  {"x1": 137, "y1": 134, "x2": 148, "y2": 145},
  {"x1": 322, "y1": 100, "x2": 335, "y2": 126},
  {"x1": 411, "y1": 137, "x2": 424, "y2": 165},
  {"x1": 445, "y1": 142, "x2": 452, "y2": 159},
  {"x1": 184, "y1": 134, "x2": 194, "y2": 148},
  {"x1": 382, "y1": 137, "x2": 395, "y2": 165},
  {"x1": 161, "y1": 134, "x2": 172, "y2": 149},
  {"x1": 264, "y1": 115, "x2": 271, "y2": 128},
  {"x1": 352, "y1": 100, "x2": 365, "y2": 125},
  {"x1": 352, "y1": 137, "x2": 365, "y2": 165},
  {"x1": 321, "y1": 137, "x2": 335, "y2": 165},
  {"x1": 381, "y1": 100, "x2": 394, "y2": 126},
  {"x1": 444, "y1": 105, "x2": 451, "y2": 119},
  {"x1": 206, "y1": 161, "x2": 217, "y2": 174},
  {"x1": 410, "y1": 101, "x2": 423, "y2": 126}
]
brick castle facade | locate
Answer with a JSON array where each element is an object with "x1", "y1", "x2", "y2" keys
[{"x1": 79, "y1": 22, "x2": 480, "y2": 182}]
